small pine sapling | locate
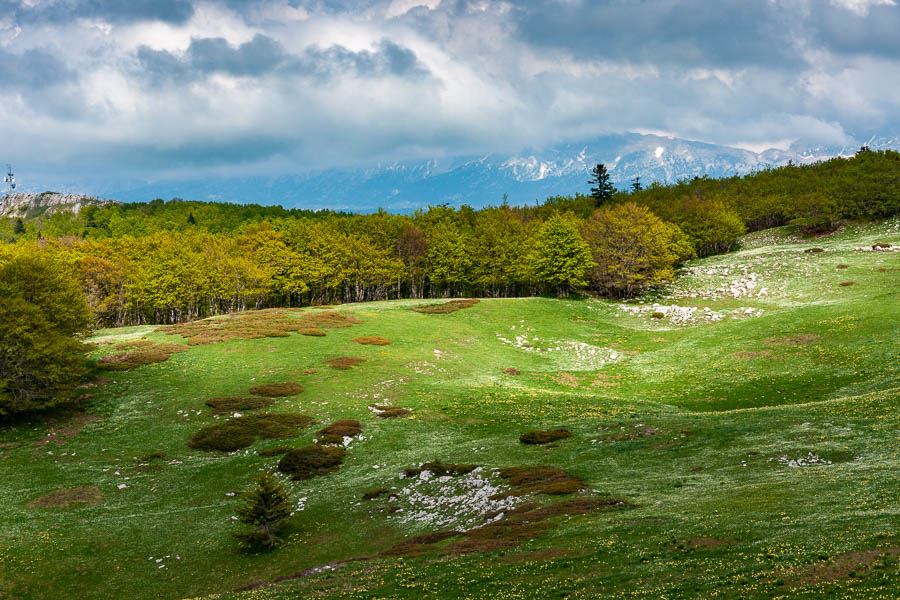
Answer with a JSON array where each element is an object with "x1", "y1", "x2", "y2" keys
[{"x1": 232, "y1": 472, "x2": 293, "y2": 550}]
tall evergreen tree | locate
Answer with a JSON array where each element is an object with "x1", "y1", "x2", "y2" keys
[
  {"x1": 13, "y1": 218, "x2": 25, "y2": 235},
  {"x1": 589, "y1": 163, "x2": 615, "y2": 205},
  {"x1": 233, "y1": 472, "x2": 293, "y2": 550}
]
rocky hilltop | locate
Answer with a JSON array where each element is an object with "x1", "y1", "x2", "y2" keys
[{"x1": 0, "y1": 192, "x2": 119, "y2": 219}]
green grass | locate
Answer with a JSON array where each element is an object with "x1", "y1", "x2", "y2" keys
[{"x1": 1, "y1": 220, "x2": 898, "y2": 599}]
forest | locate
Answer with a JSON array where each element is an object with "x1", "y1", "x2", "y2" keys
[{"x1": 1, "y1": 149, "x2": 898, "y2": 329}]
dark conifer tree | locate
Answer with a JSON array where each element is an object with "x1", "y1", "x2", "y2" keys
[{"x1": 589, "y1": 163, "x2": 615, "y2": 205}]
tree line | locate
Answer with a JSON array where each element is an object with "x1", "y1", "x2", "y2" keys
[{"x1": 1, "y1": 149, "x2": 898, "y2": 329}]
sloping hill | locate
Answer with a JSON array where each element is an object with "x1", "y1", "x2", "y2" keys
[{"x1": 0, "y1": 219, "x2": 897, "y2": 600}]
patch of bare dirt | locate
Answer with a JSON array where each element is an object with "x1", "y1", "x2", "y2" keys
[
  {"x1": 28, "y1": 486, "x2": 104, "y2": 509},
  {"x1": 791, "y1": 547, "x2": 900, "y2": 587},
  {"x1": 766, "y1": 333, "x2": 820, "y2": 346},
  {"x1": 35, "y1": 413, "x2": 101, "y2": 452}
]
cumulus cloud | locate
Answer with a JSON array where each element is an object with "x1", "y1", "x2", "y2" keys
[{"x1": 1, "y1": 0, "x2": 899, "y2": 180}]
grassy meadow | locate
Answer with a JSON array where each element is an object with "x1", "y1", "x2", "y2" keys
[{"x1": 1, "y1": 219, "x2": 898, "y2": 599}]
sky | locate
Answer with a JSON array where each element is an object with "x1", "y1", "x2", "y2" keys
[{"x1": 1, "y1": 0, "x2": 900, "y2": 183}]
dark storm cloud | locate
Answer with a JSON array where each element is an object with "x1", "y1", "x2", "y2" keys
[
  {"x1": 510, "y1": 0, "x2": 803, "y2": 69},
  {"x1": 809, "y1": 3, "x2": 900, "y2": 57},
  {"x1": 137, "y1": 34, "x2": 430, "y2": 84},
  {"x1": 0, "y1": 47, "x2": 74, "y2": 90},
  {"x1": 6, "y1": 0, "x2": 195, "y2": 25}
]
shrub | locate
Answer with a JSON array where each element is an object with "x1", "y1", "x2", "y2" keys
[
  {"x1": 519, "y1": 429, "x2": 572, "y2": 445},
  {"x1": 248, "y1": 382, "x2": 303, "y2": 397},
  {"x1": 324, "y1": 357, "x2": 366, "y2": 370},
  {"x1": 502, "y1": 368, "x2": 521, "y2": 375},
  {"x1": 0, "y1": 254, "x2": 93, "y2": 416},
  {"x1": 205, "y1": 397, "x2": 275, "y2": 414},
  {"x1": 872, "y1": 242, "x2": 892, "y2": 249},
  {"x1": 651, "y1": 311, "x2": 665, "y2": 319},
  {"x1": 187, "y1": 413, "x2": 313, "y2": 452},
  {"x1": 804, "y1": 248, "x2": 824, "y2": 253},
  {"x1": 140, "y1": 451, "x2": 167, "y2": 461},
  {"x1": 836, "y1": 264, "x2": 850, "y2": 269},
  {"x1": 316, "y1": 420, "x2": 362, "y2": 438},
  {"x1": 580, "y1": 202, "x2": 693, "y2": 297},
  {"x1": 278, "y1": 445, "x2": 346, "y2": 480},
  {"x1": 839, "y1": 281, "x2": 854, "y2": 287},
  {"x1": 352, "y1": 336, "x2": 391, "y2": 345},
  {"x1": 232, "y1": 472, "x2": 293, "y2": 550}
]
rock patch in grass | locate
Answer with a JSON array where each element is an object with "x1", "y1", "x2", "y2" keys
[
  {"x1": 97, "y1": 342, "x2": 190, "y2": 371},
  {"x1": 187, "y1": 413, "x2": 313, "y2": 452},
  {"x1": 28, "y1": 486, "x2": 104, "y2": 509},
  {"x1": 248, "y1": 382, "x2": 304, "y2": 397},
  {"x1": 205, "y1": 397, "x2": 275, "y2": 414},
  {"x1": 324, "y1": 356, "x2": 366, "y2": 370},
  {"x1": 403, "y1": 461, "x2": 478, "y2": 478},
  {"x1": 353, "y1": 336, "x2": 391, "y2": 346},
  {"x1": 369, "y1": 404, "x2": 411, "y2": 418},
  {"x1": 277, "y1": 445, "x2": 346, "y2": 480},
  {"x1": 519, "y1": 429, "x2": 572, "y2": 445},
  {"x1": 411, "y1": 298, "x2": 480, "y2": 314},
  {"x1": 382, "y1": 495, "x2": 632, "y2": 557},
  {"x1": 497, "y1": 466, "x2": 584, "y2": 496}
]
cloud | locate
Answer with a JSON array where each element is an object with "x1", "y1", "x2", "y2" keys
[
  {"x1": 1, "y1": 0, "x2": 900, "y2": 184},
  {"x1": 8, "y1": 0, "x2": 195, "y2": 25},
  {"x1": 137, "y1": 34, "x2": 430, "y2": 84}
]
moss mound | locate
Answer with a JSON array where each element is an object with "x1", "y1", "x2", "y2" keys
[
  {"x1": 362, "y1": 487, "x2": 390, "y2": 500},
  {"x1": 519, "y1": 429, "x2": 572, "y2": 445},
  {"x1": 403, "y1": 461, "x2": 478, "y2": 478},
  {"x1": 324, "y1": 356, "x2": 366, "y2": 370},
  {"x1": 248, "y1": 382, "x2": 304, "y2": 397},
  {"x1": 316, "y1": 420, "x2": 362, "y2": 439},
  {"x1": 370, "y1": 404, "x2": 411, "y2": 418},
  {"x1": 411, "y1": 298, "x2": 480, "y2": 314},
  {"x1": 258, "y1": 446, "x2": 293, "y2": 457},
  {"x1": 497, "y1": 466, "x2": 584, "y2": 496},
  {"x1": 353, "y1": 336, "x2": 391, "y2": 345},
  {"x1": 158, "y1": 309, "x2": 362, "y2": 345},
  {"x1": 503, "y1": 368, "x2": 522, "y2": 375},
  {"x1": 187, "y1": 413, "x2": 313, "y2": 452},
  {"x1": 97, "y1": 342, "x2": 190, "y2": 371},
  {"x1": 205, "y1": 397, "x2": 275, "y2": 414},
  {"x1": 277, "y1": 445, "x2": 346, "y2": 480},
  {"x1": 839, "y1": 281, "x2": 854, "y2": 287}
]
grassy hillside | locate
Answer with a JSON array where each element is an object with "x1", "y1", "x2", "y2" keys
[{"x1": 1, "y1": 219, "x2": 898, "y2": 600}]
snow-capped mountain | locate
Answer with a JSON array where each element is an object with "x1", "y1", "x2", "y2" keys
[{"x1": 19, "y1": 132, "x2": 900, "y2": 212}]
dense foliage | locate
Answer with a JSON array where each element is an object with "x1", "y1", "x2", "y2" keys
[
  {"x1": 1, "y1": 150, "x2": 898, "y2": 326},
  {"x1": 233, "y1": 472, "x2": 293, "y2": 550},
  {"x1": 0, "y1": 253, "x2": 93, "y2": 416}
]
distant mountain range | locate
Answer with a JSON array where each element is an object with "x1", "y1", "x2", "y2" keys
[{"x1": 8, "y1": 133, "x2": 900, "y2": 213}]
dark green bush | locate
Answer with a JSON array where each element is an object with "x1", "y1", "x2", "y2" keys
[
  {"x1": 187, "y1": 413, "x2": 313, "y2": 452},
  {"x1": 519, "y1": 429, "x2": 572, "y2": 445},
  {"x1": 277, "y1": 445, "x2": 346, "y2": 480}
]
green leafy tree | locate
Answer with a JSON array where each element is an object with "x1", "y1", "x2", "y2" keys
[
  {"x1": 526, "y1": 213, "x2": 594, "y2": 296},
  {"x1": 589, "y1": 163, "x2": 615, "y2": 205},
  {"x1": 233, "y1": 471, "x2": 293, "y2": 550},
  {"x1": 0, "y1": 253, "x2": 93, "y2": 416},
  {"x1": 581, "y1": 202, "x2": 693, "y2": 297}
]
